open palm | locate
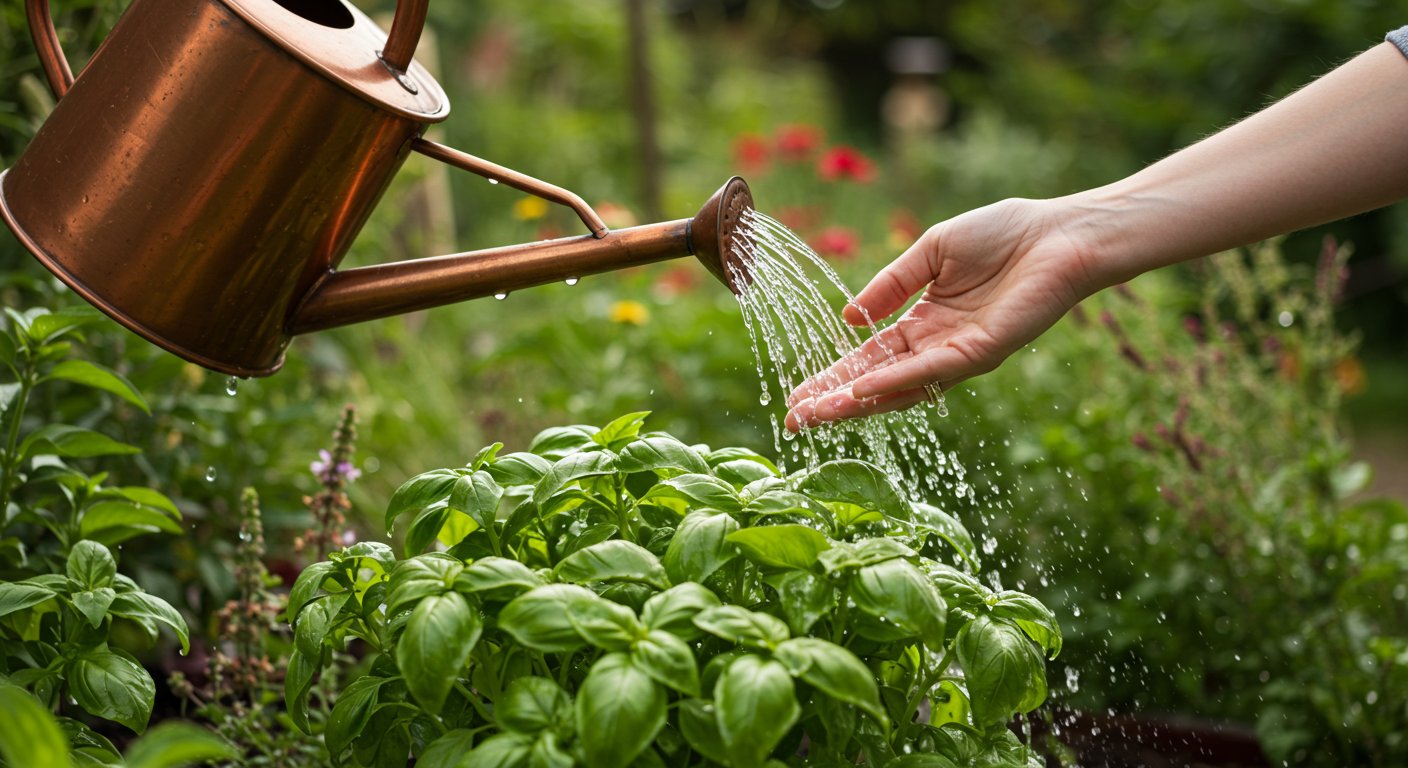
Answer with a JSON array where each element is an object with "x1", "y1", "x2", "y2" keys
[{"x1": 785, "y1": 198, "x2": 1095, "y2": 429}]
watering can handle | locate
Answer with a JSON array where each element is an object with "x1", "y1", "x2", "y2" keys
[
  {"x1": 25, "y1": 0, "x2": 430, "y2": 98},
  {"x1": 25, "y1": 0, "x2": 74, "y2": 99}
]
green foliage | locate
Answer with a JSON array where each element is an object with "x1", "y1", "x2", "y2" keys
[
  {"x1": 0, "y1": 307, "x2": 189, "y2": 744},
  {"x1": 289, "y1": 413, "x2": 1059, "y2": 766}
]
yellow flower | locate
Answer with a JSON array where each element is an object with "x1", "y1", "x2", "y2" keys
[
  {"x1": 512, "y1": 196, "x2": 550, "y2": 221},
  {"x1": 609, "y1": 300, "x2": 650, "y2": 325}
]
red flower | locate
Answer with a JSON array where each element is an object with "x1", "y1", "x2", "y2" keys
[
  {"x1": 817, "y1": 145, "x2": 876, "y2": 183},
  {"x1": 776, "y1": 205, "x2": 819, "y2": 233},
  {"x1": 811, "y1": 227, "x2": 860, "y2": 260},
  {"x1": 775, "y1": 124, "x2": 821, "y2": 161},
  {"x1": 733, "y1": 133, "x2": 770, "y2": 174},
  {"x1": 653, "y1": 264, "x2": 700, "y2": 298}
]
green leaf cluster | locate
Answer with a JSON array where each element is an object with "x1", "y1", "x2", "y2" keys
[{"x1": 290, "y1": 413, "x2": 1059, "y2": 766}]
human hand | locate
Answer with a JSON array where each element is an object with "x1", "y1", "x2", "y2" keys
[{"x1": 784, "y1": 197, "x2": 1098, "y2": 430}]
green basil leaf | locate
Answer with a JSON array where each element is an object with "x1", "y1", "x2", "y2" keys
[
  {"x1": 641, "y1": 474, "x2": 742, "y2": 514},
  {"x1": 744, "y1": 488, "x2": 816, "y2": 518},
  {"x1": 928, "y1": 680, "x2": 971, "y2": 728},
  {"x1": 528, "y1": 732, "x2": 574, "y2": 768},
  {"x1": 79, "y1": 501, "x2": 181, "y2": 543},
  {"x1": 706, "y1": 447, "x2": 777, "y2": 473},
  {"x1": 498, "y1": 677, "x2": 571, "y2": 734},
  {"x1": 451, "y1": 471, "x2": 503, "y2": 530},
  {"x1": 108, "y1": 592, "x2": 190, "y2": 655},
  {"x1": 294, "y1": 593, "x2": 349, "y2": 658},
  {"x1": 386, "y1": 469, "x2": 461, "y2": 533},
  {"x1": 66, "y1": 540, "x2": 116, "y2": 590},
  {"x1": 574, "y1": 653, "x2": 665, "y2": 768},
  {"x1": 533, "y1": 451, "x2": 619, "y2": 507},
  {"x1": 338, "y1": 542, "x2": 397, "y2": 574},
  {"x1": 285, "y1": 648, "x2": 320, "y2": 733},
  {"x1": 405, "y1": 503, "x2": 451, "y2": 557},
  {"x1": 886, "y1": 755, "x2": 961, "y2": 768},
  {"x1": 632, "y1": 629, "x2": 700, "y2": 696},
  {"x1": 21, "y1": 426, "x2": 139, "y2": 460},
  {"x1": 640, "y1": 583, "x2": 721, "y2": 640},
  {"x1": 678, "y1": 699, "x2": 729, "y2": 764},
  {"x1": 766, "y1": 570, "x2": 834, "y2": 635},
  {"x1": 465, "y1": 732, "x2": 533, "y2": 768},
  {"x1": 325, "y1": 676, "x2": 389, "y2": 757},
  {"x1": 798, "y1": 460, "x2": 911, "y2": 525},
  {"x1": 0, "y1": 383, "x2": 22, "y2": 418},
  {"x1": 715, "y1": 655, "x2": 799, "y2": 768},
  {"x1": 45, "y1": 360, "x2": 149, "y2": 414},
  {"x1": 989, "y1": 591, "x2": 1062, "y2": 659},
  {"x1": 913, "y1": 502, "x2": 978, "y2": 568},
  {"x1": 122, "y1": 718, "x2": 235, "y2": 766},
  {"x1": 0, "y1": 683, "x2": 71, "y2": 768},
  {"x1": 455, "y1": 557, "x2": 545, "y2": 599},
  {"x1": 67, "y1": 647, "x2": 154, "y2": 733},
  {"x1": 558, "y1": 523, "x2": 619, "y2": 559},
  {"x1": 850, "y1": 537, "x2": 917, "y2": 565},
  {"x1": 387, "y1": 553, "x2": 461, "y2": 615},
  {"x1": 287, "y1": 562, "x2": 337, "y2": 620},
  {"x1": 773, "y1": 638, "x2": 887, "y2": 726},
  {"x1": 486, "y1": 452, "x2": 554, "y2": 488},
  {"x1": 615, "y1": 436, "x2": 709, "y2": 477},
  {"x1": 71, "y1": 588, "x2": 115, "y2": 629},
  {"x1": 417, "y1": 729, "x2": 478, "y2": 768},
  {"x1": 712, "y1": 459, "x2": 776, "y2": 487},
  {"x1": 693, "y1": 605, "x2": 789, "y2": 650},
  {"x1": 566, "y1": 595, "x2": 643, "y2": 652},
  {"x1": 850, "y1": 559, "x2": 946, "y2": 649},
  {"x1": 924, "y1": 563, "x2": 991, "y2": 613},
  {"x1": 956, "y1": 615, "x2": 1047, "y2": 726},
  {"x1": 593, "y1": 412, "x2": 652, "y2": 451},
  {"x1": 399, "y1": 592, "x2": 482, "y2": 713},
  {"x1": 0, "y1": 582, "x2": 57, "y2": 617},
  {"x1": 662, "y1": 511, "x2": 738, "y2": 584},
  {"x1": 470, "y1": 442, "x2": 505, "y2": 470},
  {"x1": 499, "y1": 584, "x2": 597, "y2": 653},
  {"x1": 554, "y1": 540, "x2": 668, "y2": 589},
  {"x1": 529, "y1": 425, "x2": 598, "y2": 459},
  {"x1": 726, "y1": 524, "x2": 831, "y2": 571}
]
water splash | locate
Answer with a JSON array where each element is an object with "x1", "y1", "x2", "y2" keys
[{"x1": 728, "y1": 209, "x2": 964, "y2": 503}]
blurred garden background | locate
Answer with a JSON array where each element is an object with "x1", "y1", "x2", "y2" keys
[{"x1": 2, "y1": 0, "x2": 1407, "y2": 765}]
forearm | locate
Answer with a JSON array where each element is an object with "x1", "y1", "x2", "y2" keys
[{"x1": 1065, "y1": 41, "x2": 1408, "y2": 290}]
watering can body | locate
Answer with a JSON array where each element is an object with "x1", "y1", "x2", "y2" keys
[
  {"x1": 2, "y1": 0, "x2": 752, "y2": 376},
  {"x1": 2, "y1": 0, "x2": 445, "y2": 376}
]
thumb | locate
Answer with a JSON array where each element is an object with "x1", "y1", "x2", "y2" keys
[{"x1": 842, "y1": 228, "x2": 941, "y2": 326}]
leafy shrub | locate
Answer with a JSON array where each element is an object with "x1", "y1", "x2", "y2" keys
[{"x1": 289, "y1": 412, "x2": 1059, "y2": 767}]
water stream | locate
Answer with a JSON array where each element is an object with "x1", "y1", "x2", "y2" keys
[{"x1": 728, "y1": 209, "x2": 970, "y2": 505}]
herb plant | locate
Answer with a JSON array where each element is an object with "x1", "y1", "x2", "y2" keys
[
  {"x1": 0, "y1": 307, "x2": 197, "y2": 756},
  {"x1": 289, "y1": 412, "x2": 1058, "y2": 767}
]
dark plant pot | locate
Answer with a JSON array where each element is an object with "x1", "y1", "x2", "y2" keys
[{"x1": 1036, "y1": 709, "x2": 1269, "y2": 768}]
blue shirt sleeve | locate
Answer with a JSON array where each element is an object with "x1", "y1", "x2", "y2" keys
[{"x1": 1388, "y1": 26, "x2": 1408, "y2": 59}]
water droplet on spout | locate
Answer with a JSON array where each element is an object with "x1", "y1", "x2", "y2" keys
[
  {"x1": 565, "y1": 277, "x2": 579, "y2": 286},
  {"x1": 494, "y1": 292, "x2": 509, "y2": 301},
  {"x1": 225, "y1": 377, "x2": 239, "y2": 396}
]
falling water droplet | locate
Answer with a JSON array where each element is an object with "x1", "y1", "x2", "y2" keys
[
  {"x1": 1277, "y1": 310, "x2": 1294, "y2": 327},
  {"x1": 759, "y1": 389, "x2": 772, "y2": 406},
  {"x1": 565, "y1": 277, "x2": 579, "y2": 286},
  {"x1": 225, "y1": 376, "x2": 239, "y2": 396},
  {"x1": 494, "y1": 291, "x2": 509, "y2": 301},
  {"x1": 205, "y1": 467, "x2": 218, "y2": 482}
]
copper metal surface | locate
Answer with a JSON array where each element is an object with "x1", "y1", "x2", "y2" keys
[
  {"x1": 4, "y1": 0, "x2": 752, "y2": 376},
  {"x1": 3, "y1": 0, "x2": 426, "y2": 376},
  {"x1": 380, "y1": 0, "x2": 427, "y2": 73},
  {"x1": 413, "y1": 139, "x2": 609, "y2": 238},
  {"x1": 24, "y1": 0, "x2": 72, "y2": 98},
  {"x1": 291, "y1": 220, "x2": 691, "y2": 334}
]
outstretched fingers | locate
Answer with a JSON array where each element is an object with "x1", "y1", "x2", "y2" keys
[
  {"x1": 841, "y1": 229, "x2": 941, "y2": 327},
  {"x1": 785, "y1": 324, "x2": 914, "y2": 407},
  {"x1": 785, "y1": 385, "x2": 933, "y2": 431},
  {"x1": 848, "y1": 342, "x2": 982, "y2": 401}
]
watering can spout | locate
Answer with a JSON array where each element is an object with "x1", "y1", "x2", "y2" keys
[{"x1": 289, "y1": 175, "x2": 754, "y2": 336}]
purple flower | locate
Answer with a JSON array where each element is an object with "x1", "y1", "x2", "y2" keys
[{"x1": 311, "y1": 450, "x2": 361, "y2": 484}]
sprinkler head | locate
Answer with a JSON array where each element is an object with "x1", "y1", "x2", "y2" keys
[{"x1": 690, "y1": 176, "x2": 754, "y2": 294}]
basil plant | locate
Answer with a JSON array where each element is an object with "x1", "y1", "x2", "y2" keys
[{"x1": 288, "y1": 413, "x2": 1058, "y2": 767}]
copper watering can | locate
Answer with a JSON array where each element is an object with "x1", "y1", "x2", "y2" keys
[{"x1": 1, "y1": 0, "x2": 753, "y2": 377}]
